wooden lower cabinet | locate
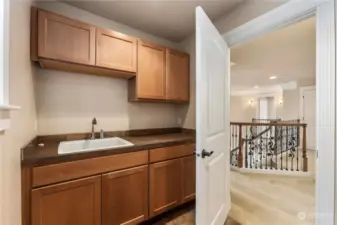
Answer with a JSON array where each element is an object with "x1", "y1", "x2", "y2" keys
[
  {"x1": 26, "y1": 147, "x2": 195, "y2": 225},
  {"x1": 181, "y1": 155, "x2": 196, "y2": 203},
  {"x1": 31, "y1": 176, "x2": 101, "y2": 225},
  {"x1": 149, "y1": 158, "x2": 182, "y2": 217},
  {"x1": 102, "y1": 165, "x2": 149, "y2": 225}
]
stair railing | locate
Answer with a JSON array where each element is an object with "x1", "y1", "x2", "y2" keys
[{"x1": 230, "y1": 121, "x2": 308, "y2": 172}]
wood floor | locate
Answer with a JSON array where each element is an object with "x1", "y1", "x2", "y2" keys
[
  {"x1": 147, "y1": 165, "x2": 315, "y2": 225},
  {"x1": 146, "y1": 203, "x2": 240, "y2": 225},
  {"x1": 229, "y1": 171, "x2": 315, "y2": 225}
]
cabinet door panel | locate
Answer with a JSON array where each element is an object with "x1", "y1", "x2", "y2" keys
[
  {"x1": 137, "y1": 41, "x2": 166, "y2": 100},
  {"x1": 166, "y1": 49, "x2": 189, "y2": 102},
  {"x1": 150, "y1": 159, "x2": 182, "y2": 217},
  {"x1": 32, "y1": 176, "x2": 101, "y2": 225},
  {"x1": 38, "y1": 10, "x2": 95, "y2": 65},
  {"x1": 102, "y1": 166, "x2": 149, "y2": 225},
  {"x1": 96, "y1": 29, "x2": 137, "y2": 72},
  {"x1": 181, "y1": 155, "x2": 196, "y2": 202}
]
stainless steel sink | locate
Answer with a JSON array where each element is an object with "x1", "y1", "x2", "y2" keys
[{"x1": 58, "y1": 137, "x2": 134, "y2": 154}]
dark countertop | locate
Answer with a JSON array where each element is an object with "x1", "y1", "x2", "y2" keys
[{"x1": 21, "y1": 132, "x2": 195, "y2": 167}]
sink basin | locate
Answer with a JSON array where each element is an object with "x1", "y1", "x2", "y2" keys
[{"x1": 58, "y1": 137, "x2": 134, "y2": 154}]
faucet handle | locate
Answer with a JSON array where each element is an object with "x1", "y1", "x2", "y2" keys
[{"x1": 100, "y1": 129, "x2": 104, "y2": 139}]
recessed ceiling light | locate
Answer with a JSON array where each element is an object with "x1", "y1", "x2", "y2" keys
[
  {"x1": 270, "y1": 76, "x2": 277, "y2": 80},
  {"x1": 254, "y1": 85, "x2": 259, "y2": 89}
]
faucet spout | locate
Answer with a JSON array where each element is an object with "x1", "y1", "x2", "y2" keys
[{"x1": 91, "y1": 117, "x2": 97, "y2": 140}]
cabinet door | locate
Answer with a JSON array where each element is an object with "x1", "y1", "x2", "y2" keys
[
  {"x1": 137, "y1": 40, "x2": 166, "y2": 100},
  {"x1": 149, "y1": 159, "x2": 182, "y2": 217},
  {"x1": 96, "y1": 28, "x2": 137, "y2": 72},
  {"x1": 102, "y1": 165, "x2": 149, "y2": 225},
  {"x1": 181, "y1": 155, "x2": 196, "y2": 203},
  {"x1": 166, "y1": 49, "x2": 190, "y2": 102},
  {"x1": 37, "y1": 10, "x2": 96, "y2": 65},
  {"x1": 32, "y1": 176, "x2": 101, "y2": 225}
]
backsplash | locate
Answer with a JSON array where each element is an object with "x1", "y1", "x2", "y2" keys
[{"x1": 35, "y1": 67, "x2": 180, "y2": 135}]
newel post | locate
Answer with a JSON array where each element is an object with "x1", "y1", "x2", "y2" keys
[
  {"x1": 238, "y1": 125, "x2": 243, "y2": 168},
  {"x1": 302, "y1": 124, "x2": 308, "y2": 172}
]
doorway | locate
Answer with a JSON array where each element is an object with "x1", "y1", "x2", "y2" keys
[
  {"x1": 229, "y1": 16, "x2": 316, "y2": 225},
  {"x1": 196, "y1": 1, "x2": 335, "y2": 225}
]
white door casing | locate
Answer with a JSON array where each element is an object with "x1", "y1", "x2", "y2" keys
[
  {"x1": 196, "y1": 6, "x2": 230, "y2": 225},
  {"x1": 222, "y1": 0, "x2": 334, "y2": 224}
]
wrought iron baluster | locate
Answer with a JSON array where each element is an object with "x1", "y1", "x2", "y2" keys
[
  {"x1": 286, "y1": 127, "x2": 289, "y2": 170},
  {"x1": 289, "y1": 127, "x2": 295, "y2": 171},
  {"x1": 269, "y1": 126, "x2": 275, "y2": 170},
  {"x1": 275, "y1": 126, "x2": 278, "y2": 170},
  {"x1": 261, "y1": 125, "x2": 270, "y2": 169},
  {"x1": 296, "y1": 125, "x2": 299, "y2": 171},
  {"x1": 257, "y1": 131, "x2": 262, "y2": 169},
  {"x1": 248, "y1": 125, "x2": 253, "y2": 169},
  {"x1": 245, "y1": 126, "x2": 248, "y2": 168},
  {"x1": 280, "y1": 126, "x2": 283, "y2": 170}
]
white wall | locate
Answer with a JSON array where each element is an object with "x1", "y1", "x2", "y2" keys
[
  {"x1": 274, "y1": 92, "x2": 283, "y2": 118},
  {"x1": 282, "y1": 78, "x2": 315, "y2": 120},
  {"x1": 215, "y1": 0, "x2": 290, "y2": 34},
  {"x1": 34, "y1": 2, "x2": 182, "y2": 135},
  {"x1": 230, "y1": 96, "x2": 257, "y2": 122},
  {"x1": 177, "y1": 35, "x2": 196, "y2": 129},
  {"x1": 179, "y1": 0, "x2": 290, "y2": 129},
  {"x1": 0, "y1": 1, "x2": 37, "y2": 225},
  {"x1": 230, "y1": 92, "x2": 283, "y2": 122},
  {"x1": 267, "y1": 97, "x2": 276, "y2": 119}
]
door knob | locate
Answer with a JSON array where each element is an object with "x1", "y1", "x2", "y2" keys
[{"x1": 197, "y1": 149, "x2": 214, "y2": 158}]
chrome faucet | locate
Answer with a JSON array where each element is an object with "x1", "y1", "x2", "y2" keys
[{"x1": 91, "y1": 117, "x2": 97, "y2": 140}]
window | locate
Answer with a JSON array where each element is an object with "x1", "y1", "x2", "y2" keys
[
  {"x1": 258, "y1": 98, "x2": 268, "y2": 119},
  {"x1": 0, "y1": 0, "x2": 19, "y2": 131},
  {"x1": 258, "y1": 97, "x2": 275, "y2": 119},
  {"x1": 0, "y1": 0, "x2": 9, "y2": 105}
]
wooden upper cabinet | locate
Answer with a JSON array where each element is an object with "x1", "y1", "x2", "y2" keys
[
  {"x1": 96, "y1": 28, "x2": 137, "y2": 72},
  {"x1": 136, "y1": 40, "x2": 166, "y2": 100},
  {"x1": 102, "y1": 165, "x2": 149, "y2": 225},
  {"x1": 149, "y1": 158, "x2": 182, "y2": 217},
  {"x1": 31, "y1": 176, "x2": 101, "y2": 225},
  {"x1": 181, "y1": 155, "x2": 196, "y2": 203},
  {"x1": 166, "y1": 49, "x2": 190, "y2": 102},
  {"x1": 37, "y1": 10, "x2": 96, "y2": 65}
]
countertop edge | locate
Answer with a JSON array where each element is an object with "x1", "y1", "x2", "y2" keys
[{"x1": 21, "y1": 133, "x2": 195, "y2": 167}]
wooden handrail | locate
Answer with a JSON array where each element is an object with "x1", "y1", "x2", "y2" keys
[{"x1": 230, "y1": 122, "x2": 307, "y2": 127}]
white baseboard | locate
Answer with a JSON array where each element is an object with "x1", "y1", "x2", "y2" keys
[{"x1": 231, "y1": 166, "x2": 313, "y2": 178}]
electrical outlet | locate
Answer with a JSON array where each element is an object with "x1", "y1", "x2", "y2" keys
[{"x1": 177, "y1": 118, "x2": 182, "y2": 125}]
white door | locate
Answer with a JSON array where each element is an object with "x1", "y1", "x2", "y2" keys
[
  {"x1": 196, "y1": 7, "x2": 230, "y2": 225},
  {"x1": 302, "y1": 88, "x2": 316, "y2": 150}
]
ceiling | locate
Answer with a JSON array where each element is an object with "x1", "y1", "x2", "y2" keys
[
  {"x1": 62, "y1": 0, "x2": 243, "y2": 41},
  {"x1": 231, "y1": 17, "x2": 316, "y2": 94}
]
